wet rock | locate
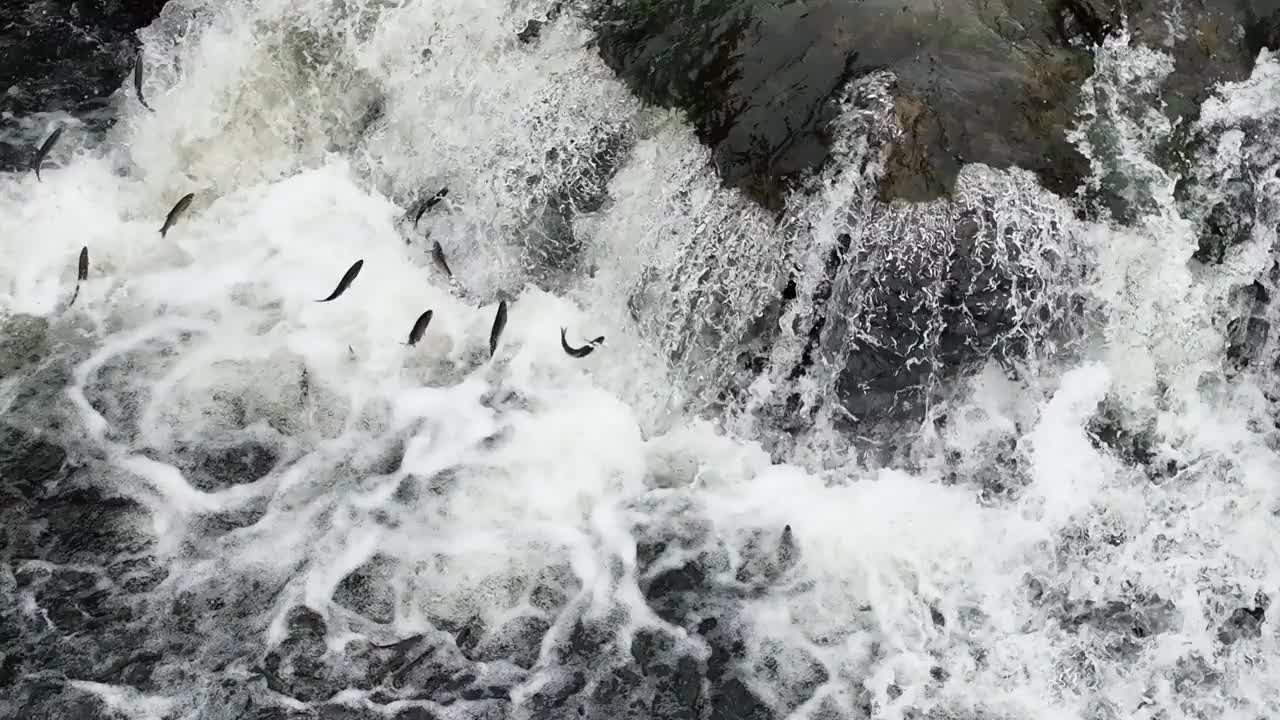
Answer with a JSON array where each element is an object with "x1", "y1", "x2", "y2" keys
[
  {"x1": 184, "y1": 440, "x2": 280, "y2": 491},
  {"x1": 29, "y1": 487, "x2": 153, "y2": 566},
  {"x1": 393, "y1": 708, "x2": 442, "y2": 720},
  {"x1": 1226, "y1": 316, "x2": 1271, "y2": 368},
  {"x1": 15, "y1": 565, "x2": 118, "y2": 634},
  {"x1": 10, "y1": 679, "x2": 127, "y2": 720},
  {"x1": 1177, "y1": 53, "x2": 1280, "y2": 267},
  {"x1": 186, "y1": 501, "x2": 269, "y2": 539},
  {"x1": 877, "y1": 93, "x2": 961, "y2": 203},
  {"x1": 557, "y1": 615, "x2": 621, "y2": 665},
  {"x1": 316, "y1": 703, "x2": 384, "y2": 720},
  {"x1": 516, "y1": 130, "x2": 633, "y2": 290},
  {"x1": 517, "y1": 3, "x2": 562, "y2": 44},
  {"x1": 472, "y1": 615, "x2": 550, "y2": 669},
  {"x1": 1217, "y1": 593, "x2": 1268, "y2": 644},
  {"x1": 83, "y1": 341, "x2": 169, "y2": 444},
  {"x1": 1194, "y1": 180, "x2": 1259, "y2": 264},
  {"x1": 391, "y1": 649, "x2": 519, "y2": 707},
  {"x1": 1248, "y1": 5, "x2": 1280, "y2": 55},
  {"x1": 1169, "y1": 653, "x2": 1221, "y2": 695},
  {"x1": 0, "y1": 314, "x2": 50, "y2": 380},
  {"x1": 592, "y1": 0, "x2": 1096, "y2": 207},
  {"x1": 526, "y1": 669, "x2": 587, "y2": 712},
  {"x1": 334, "y1": 555, "x2": 396, "y2": 623},
  {"x1": 258, "y1": 605, "x2": 396, "y2": 703},
  {"x1": 710, "y1": 677, "x2": 773, "y2": 720},
  {"x1": 645, "y1": 560, "x2": 710, "y2": 624},
  {"x1": 0, "y1": 0, "x2": 170, "y2": 172},
  {"x1": 809, "y1": 170, "x2": 1082, "y2": 430},
  {"x1": 594, "y1": 0, "x2": 1280, "y2": 209},
  {"x1": 1086, "y1": 398, "x2": 1157, "y2": 467},
  {"x1": 1056, "y1": 593, "x2": 1179, "y2": 656},
  {"x1": 1126, "y1": 2, "x2": 1277, "y2": 125},
  {"x1": 527, "y1": 564, "x2": 580, "y2": 614},
  {"x1": 753, "y1": 644, "x2": 828, "y2": 712},
  {"x1": 585, "y1": 665, "x2": 646, "y2": 715},
  {"x1": 0, "y1": 424, "x2": 67, "y2": 497}
]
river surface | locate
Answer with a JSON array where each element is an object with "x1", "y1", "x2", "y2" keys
[{"x1": 2, "y1": 1, "x2": 1280, "y2": 719}]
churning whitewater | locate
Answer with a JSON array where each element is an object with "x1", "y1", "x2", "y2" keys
[{"x1": 2, "y1": 0, "x2": 1280, "y2": 719}]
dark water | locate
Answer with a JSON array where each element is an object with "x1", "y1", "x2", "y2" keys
[
  {"x1": 3, "y1": 1, "x2": 1280, "y2": 719},
  {"x1": 0, "y1": 0, "x2": 167, "y2": 171}
]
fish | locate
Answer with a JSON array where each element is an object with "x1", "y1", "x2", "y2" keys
[
  {"x1": 134, "y1": 50, "x2": 152, "y2": 111},
  {"x1": 31, "y1": 126, "x2": 64, "y2": 182},
  {"x1": 488, "y1": 300, "x2": 507, "y2": 358},
  {"x1": 413, "y1": 187, "x2": 449, "y2": 227},
  {"x1": 560, "y1": 327, "x2": 604, "y2": 358},
  {"x1": 406, "y1": 309, "x2": 433, "y2": 346},
  {"x1": 159, "y1": 193, "x2": 195, "y2": 237},
  {"x1": 67, "y1": 245, "x2": 90, "y2": 308},
  {"x1": 318, "y1": 259, "x2": 364, "y2": 302},
  {"x1": 431, "y1": 241, "x2": 453, "y2": 278}
]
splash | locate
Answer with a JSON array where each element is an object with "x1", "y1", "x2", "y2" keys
[{"x1": 2, "y1": 4, "x2": 1280, "y2": 720}]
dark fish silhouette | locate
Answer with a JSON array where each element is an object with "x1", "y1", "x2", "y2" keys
[
  {"x1": 67, "y1": 246, "x2": 89, "y2": 308},
  {"x1": 31, "y1": 126, "x2": 64, "y2": 182},
  {"x1": 318, "y1": 259, "x2": 363, "y2": 302},
  {"x1": 431, "y1": 241, "x2": 453, "y2": 278},
  {"x1": 134, "y1": 51, "x2": 153, "y2": 111},
  {"x1": 488, "y1": 300, "x2": 507, "y2": 358},
  {"x1": 406, "y1": 310, "x2": 433, "y2": 346},
  {"x1": 160, "y1": 193, "x2": 195, "y2": 237},
  {"x1": 413, "y1": 187, "x2": 449, "y2": 227},
  {"x1": 560, "y1": 327, "x2": 604, "y2": 358}
]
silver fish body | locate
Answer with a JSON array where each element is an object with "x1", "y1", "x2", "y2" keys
[
  {"x1": 488, "y1": 300, "x2": 508, "y2": 358},
  {"x1": 31, "y1": 126, "x2": 64, "y2": 182},
  {"x1": 160, "y1": 193, "x2": 195, "y2": 237},
  {"x1": 407, "y1": 309, "x2": 434, "y2": 345},
  {"x1": 318, "y1": 259, "x2": 364, "y2": 302}
]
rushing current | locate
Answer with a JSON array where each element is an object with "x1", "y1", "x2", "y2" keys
[{"x1": 3, "y1": 0, "x2": 1280, "y2": 718}]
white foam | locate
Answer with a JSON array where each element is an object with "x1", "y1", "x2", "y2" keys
[{"x1": 3, "y1": 2, "x2": 1280, "y2": 719}]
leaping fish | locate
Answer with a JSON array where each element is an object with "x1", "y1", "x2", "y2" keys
[
  {"x1": 159, "y1": 193, "x2": 195, "y2": 237},
  {"x1": 31, "y1": 126, "x2": 64, "y2": 182},
  {"x1": 431, "y1": 241, "x2": 453, "y2": 279},
  {"x1": 413, "y1": 187, "x2": 449, "y2": 227},
  {"x1": 134, "y1": 50, "x2": 153, "y2": 111},
  {"x1": 67, "y1": 246, "x2": 89, "y2": 308},
  {"x1": 406, "y1": 310, "x2": 433, "y2": 346},
  {"x1": 559, "y1": 327, "x2": 604, "y2": 358},
  {"x1": 488, "y1": 300, "x2": 507, "y2": 359},
  {"x1": 318, "y1": 260, "x2": 364, "y2": 302}
]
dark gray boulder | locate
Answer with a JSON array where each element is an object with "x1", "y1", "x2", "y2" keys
[{"x1": 590, "y1": 0, "x2": 1280, "y2": 208}]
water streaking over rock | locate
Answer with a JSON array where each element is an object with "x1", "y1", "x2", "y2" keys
[
  {"x1": 0, "y1": 0, "x2": 169, "y2": 172},
  {"x1": 2, "y1": 3, "x2": 1280, "y2": 720}
]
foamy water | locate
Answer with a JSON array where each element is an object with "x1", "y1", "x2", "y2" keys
[{"x1": 2, "y1": 1, "x2": 1280, "y2": 718}]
